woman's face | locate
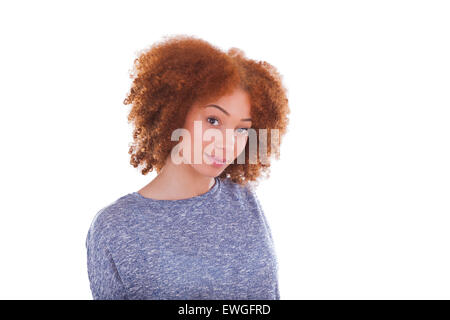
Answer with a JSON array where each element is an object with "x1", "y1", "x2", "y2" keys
[{"x1": 177, "y1": 87, "x2": 252, "y2": 177}]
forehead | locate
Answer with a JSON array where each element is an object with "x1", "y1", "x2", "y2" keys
[{"x1": 198, "y1": 88, "x2": 252, "y2": 117}]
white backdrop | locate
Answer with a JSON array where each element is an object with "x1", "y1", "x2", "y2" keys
[{"x1": 0, "y1": 0, "x2": 449, "y2": 299}]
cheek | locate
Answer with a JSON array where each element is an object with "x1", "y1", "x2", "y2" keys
[
  {"x1": 234, "y1": 136, "x2": 248, "y2": 155},
  {"x1": 183, "y1": 119, "x2": 202, "y2": 150}
]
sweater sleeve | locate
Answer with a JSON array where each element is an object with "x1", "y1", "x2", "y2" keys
[
  {"x1": 248, "y1": 186, "x2": 275, "y2": 245},
  {"x1": 245, "y1": 185, "x2": 281, "y2": 299},
  {"x1": 85, "y1": 222, "x2": 128, "y2": 300}
]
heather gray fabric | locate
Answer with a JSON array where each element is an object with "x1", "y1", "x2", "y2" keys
[{"x1": 85, "y1": 176, "x2": 280, "y2": 300}]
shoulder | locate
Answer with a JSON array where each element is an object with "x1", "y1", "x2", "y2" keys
[
  {"x1": 86, "y1": 193, "x2": 140, "y2": 244},
  {"x1": 220, "y1": 177, "x2": 259, "y2": 204}
]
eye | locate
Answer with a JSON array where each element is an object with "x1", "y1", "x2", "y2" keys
[
  {"x1": 235, "y1": 128, "x2": 249, "y2": 135},
  {"x1": 206, "y1": 117, "x2": 219, "y2": 126}
]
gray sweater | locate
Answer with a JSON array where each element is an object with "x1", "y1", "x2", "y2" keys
[{"x1": 85, "y1": 177, "x2": 280, "y2": 299}]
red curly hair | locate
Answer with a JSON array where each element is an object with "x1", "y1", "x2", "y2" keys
[{"x1": 123, "y1": 34, "x2": 290, "y2": 187}]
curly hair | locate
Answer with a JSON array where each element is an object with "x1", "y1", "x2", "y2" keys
[{"x1": 123, "y1": 34, "x2": 290, "y2": 187}]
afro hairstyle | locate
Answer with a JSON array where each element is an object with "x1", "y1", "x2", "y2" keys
[{"x1": 123, "y1": 34, "x2": 290, "y2": 187}]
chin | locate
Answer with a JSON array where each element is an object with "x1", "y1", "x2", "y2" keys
[{"x1": 189, "y1": 163, "x2": 227, "y2": 178}]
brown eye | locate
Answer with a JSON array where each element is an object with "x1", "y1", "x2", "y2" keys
[{"x1": 207, "y1": 117, "x2": 219, "y2": 126}]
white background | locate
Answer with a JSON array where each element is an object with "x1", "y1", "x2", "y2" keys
[{"x1": 0, "y1": 0, "x2": 449, "y2": 299}]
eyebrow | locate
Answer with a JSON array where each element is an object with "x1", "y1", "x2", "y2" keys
[{"x1": 204, "y1": 104, "x2": 252, "y2": 122}]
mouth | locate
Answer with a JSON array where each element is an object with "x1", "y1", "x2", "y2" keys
[{"x1": 204, "y1": 153, "x2": 226, "y2": 165}]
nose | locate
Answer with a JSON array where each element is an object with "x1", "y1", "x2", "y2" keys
[
  {"x1": 212, "y1": 129, "x2": 235, "y2": 159},
  {"x1": 214, "y1": 129, "x2": 235, "y2": 149}
]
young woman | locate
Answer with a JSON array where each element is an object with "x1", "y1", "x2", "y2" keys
[{"x1": 86, "y1": 35, "x2": 290, "y2": 300}]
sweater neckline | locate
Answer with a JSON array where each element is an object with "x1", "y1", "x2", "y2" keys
[{"x1": 131, "y1": 177, "x2": 221, "y2": 205}]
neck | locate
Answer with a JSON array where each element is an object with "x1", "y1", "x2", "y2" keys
[{"x1": 140, "y1": 155, "x2": 215, "y2": 200}]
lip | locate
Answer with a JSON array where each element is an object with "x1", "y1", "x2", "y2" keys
[{"x1": 204, "y1": 153, "x2": 226, "y2": 165}]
